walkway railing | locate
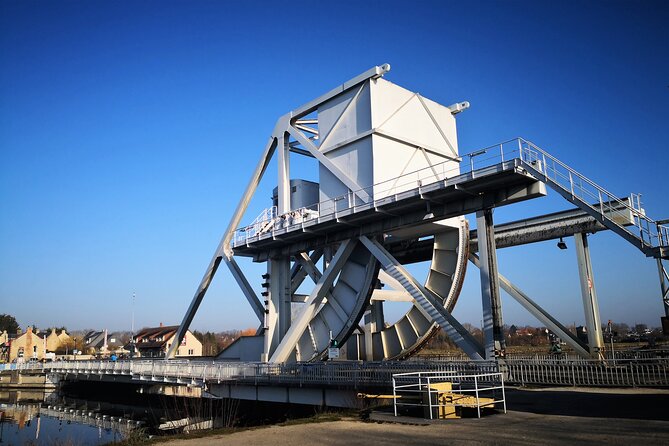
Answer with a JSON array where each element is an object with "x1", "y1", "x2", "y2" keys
[
  {"x1": 231, "y1": 140, "x2": 523, "y2": 247},
  {"x1": 16, "y1": 357, "x2": 669, "y2": 388},
  {"x1": 516, "y1": 138, "x2": 668, "y2": 257},
  {"x1": 506, "y1": 358, "x2": 669, "y2": 387},
  {"x1": 231, "y1": 137, "x2": 668, "y2": 257}
]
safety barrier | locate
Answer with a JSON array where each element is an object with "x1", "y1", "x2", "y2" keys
[
  {"x1": 505, "y1": 358, "x2": 669, "y2": 387},
  {"x1": 392, "y1": 371, "x2": 506, "y2": 419},
  {"x1": 14, "y1": 357, "x2": 669, "y2": 388}
]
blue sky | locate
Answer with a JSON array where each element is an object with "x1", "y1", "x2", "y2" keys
[{"x1": 1, "y1": 0, "x2": 667, "y2": 334}]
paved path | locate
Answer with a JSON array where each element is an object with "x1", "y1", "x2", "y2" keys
[{"x1": 159, "y1": 387, "x2": 669, "y2": 445}]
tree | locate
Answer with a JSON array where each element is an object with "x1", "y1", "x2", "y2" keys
[{"x1": 0, "y1": 314, "x2": 19, "y2": 334}]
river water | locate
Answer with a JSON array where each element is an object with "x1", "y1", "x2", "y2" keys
[
  {"x1": 0, "y1": 382, "x2": 225, "y2": 446},
  {"x1": 1, "y1": 382, "x2": 312, "y2": 445}
]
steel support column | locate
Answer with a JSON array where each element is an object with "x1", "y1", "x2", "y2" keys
[
  {"x1": 364, "y1": 299, "x2": 385, "y2": 361},
  {"x1": 476, "y1": 209, "x2": 506, "y2": 359},
  {"x1": 263, "y1": 131, "x2": 293, "y2": 361},
  {"x1": 658, "y1": 259, "x2": 669, "y2": 319},
  {"x1": 263, "y1": 258, "x2": 291, "y2": 361},
  {"x1": 574, "y1": 232, "x2": 604, "y2": 358}
]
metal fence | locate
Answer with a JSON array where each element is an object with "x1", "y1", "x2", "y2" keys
[
  {"x1": 14, "y1": 357, "x2": 669, "y2": 389},
  {"x1": 392, "y1": 371, "x2": 506, "y2": 419},
  {"x1": 505, "y1": 358, "x2": 669, "y2": 387}
]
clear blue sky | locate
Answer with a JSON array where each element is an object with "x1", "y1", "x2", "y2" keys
[{"x1": 1, "y1": 1, "x2": 667, "y2": 333}]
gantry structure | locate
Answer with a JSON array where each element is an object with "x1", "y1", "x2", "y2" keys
[{"x1": 167, "y1": 64, "x2": 668, "y2": 363}]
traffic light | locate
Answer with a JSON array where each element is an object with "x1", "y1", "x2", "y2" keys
[{"x1": 330, "y1": 339, "x2": 338, "y2": 348}]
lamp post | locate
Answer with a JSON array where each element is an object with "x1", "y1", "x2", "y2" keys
[{"x1": 130, "y1": 292, "x2": 135, "y2": 359}]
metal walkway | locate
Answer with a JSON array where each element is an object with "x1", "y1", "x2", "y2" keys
[
  {"x1": 516, "y1": 138, "x2": 668, "y2": 260},
  {"x1": 232, "y1": 137, "x2": 668, "y2": 261}
]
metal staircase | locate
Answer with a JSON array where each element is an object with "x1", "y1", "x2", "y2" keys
[
  {"x1": 359, "y1": 236, "x2": 484, "y2": 360},
  {"x1": 374, "y1": 220, "x2": 469, "y2": 360},
  {"x1": 516, "y1": 138, "x2": 669, "y2": 260}
]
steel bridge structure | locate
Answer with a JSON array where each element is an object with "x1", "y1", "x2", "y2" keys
[
  {"x1": 161, "y1": 64, "x2": 667, "y2": 367},
  {"x1": 16, "y1": 358, "x2": 669, "y2": 409}
]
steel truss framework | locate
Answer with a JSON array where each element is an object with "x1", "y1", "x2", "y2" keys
[{"x1": 167, "y1": 64, "x2": 669, "y2": 362}]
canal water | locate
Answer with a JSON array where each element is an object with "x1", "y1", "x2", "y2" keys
[
  {"x1": 0, "y1": 381, "x2": 224, "y2": 445},
  {"x1": 1, "y1": 381, "x2": 321, "y2": 445}
]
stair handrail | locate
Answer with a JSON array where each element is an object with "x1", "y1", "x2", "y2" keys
[{"x1": 517, "y1": 137, "x2": 668, "y2": 251}]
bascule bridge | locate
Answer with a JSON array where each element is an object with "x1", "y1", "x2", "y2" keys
[{"x1": 163, "y1": 63, "x2": 669, "y2": 365}]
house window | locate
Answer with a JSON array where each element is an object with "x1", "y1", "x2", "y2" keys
[{"x1": 188, "y1": 349, "x2": 193, "y2": 355}]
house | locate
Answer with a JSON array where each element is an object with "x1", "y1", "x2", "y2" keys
[
  {"x1": 8, "y1": 327, "x2": 46, "y2": 362},
  {"x1": 132, "y1": 324, "x2": 202, "y2": 358},
  {"x1": 83, "y1": 330, "x2": 109, "y2": 355},
  {"x1": 45, "y1": 329, "x2": 71, "y2": 353}
]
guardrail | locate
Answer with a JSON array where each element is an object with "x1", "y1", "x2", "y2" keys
[
  {"x1": 505, "y1": 358, "x2": 669, "y2": 387},
  {"x1": 231, "y1": 137, "x2": 668, "y2": 256},
  {"x1": 393, "y1": 371, "x2": 506, "y2": 419},
  {"x1": 14, "y1": 357, "x2": 669, "y2": 388},
  {"x1": 517, "y1": 138, "x2": 668, "y2": 254},
  {"x1": 24, "y1": 359, "x2": 498, "y2": 387},
  {"x1": 231, "y1": 140, "x2": 522, "y2": 247}
]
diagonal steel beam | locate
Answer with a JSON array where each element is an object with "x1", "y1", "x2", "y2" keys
[
  {"x1": 295, "y1": 252, "x2": 350, "y2": 323},
  {"x1": 270, "y1": 239, "x2": 357, "y2": 363},
  {"x1": 290, "y1": 248, "x2": 324, "y2": 294},
  {"x1": 167, "y1": 136, "x2": 278, "y2": 359},
  {"x1": 658, "y1": 258, "x2": 669, "y2": 318},
  {"x1": 223, "y1": 136, "x2": 278, "y2": 258},
  {"x1": 360, "y1": 236, "x2": 484, "y2": 360},
  {"x1": 290, "y1": 64, "x2": 390, "y2": 118},
  {"x1": 288, "y1": 127, "x2": 371, "y2": 202},
  {"x1": 469, "y1": 253, "x2": 590, "y2": 358},
  {"x1": 225, "y1": 257, "x2": 265, "y2": 323}
]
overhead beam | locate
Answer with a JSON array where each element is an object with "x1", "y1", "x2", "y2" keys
[
  {"x1": 387, "y1": 202, "x2": 634, "y2": 264},
  {"x1": 370, "y1": 290, "x2": 414, "y2": 302}
]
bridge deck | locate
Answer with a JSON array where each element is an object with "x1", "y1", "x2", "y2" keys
[{"x1": 233, "y1": 159, "x2": 546, "y2": 260}]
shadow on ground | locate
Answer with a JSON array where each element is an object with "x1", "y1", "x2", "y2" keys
[{"x1": 505, "y1": 387, "x2": 669, "y2": 421}]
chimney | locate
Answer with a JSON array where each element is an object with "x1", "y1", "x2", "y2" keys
[{"x1": 159, "y1": 322, "x2": 163, "y2": 327}]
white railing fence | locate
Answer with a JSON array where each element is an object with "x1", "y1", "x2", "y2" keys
[
  {"x1": 14, "y1": 357, "x2": 669, "y2": 388},
  {"x1": 392, "y1": 371, "x2": 506, "y2": 419}
]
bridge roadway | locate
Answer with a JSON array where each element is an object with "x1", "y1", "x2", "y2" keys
[{"x1": 14, "y1": 357, "x2": 669, "y2": 408}]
